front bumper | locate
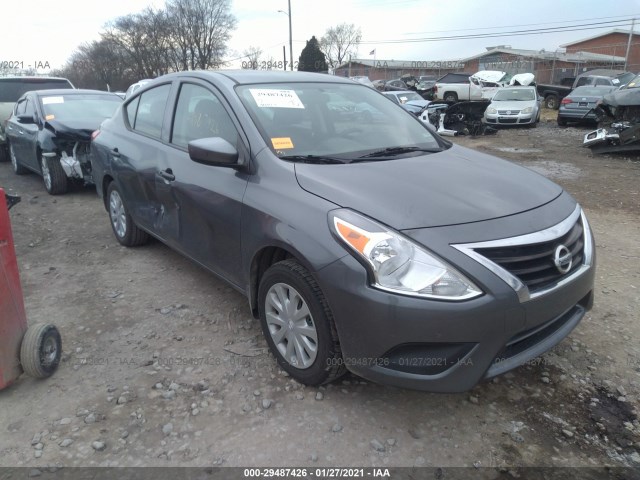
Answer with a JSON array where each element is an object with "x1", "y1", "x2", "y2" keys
[
  {"x1": 316, "y1": 207, "x2": 595, "y2": 392},
  {"x1": 484, "y1": 113, "x2": 535, "y2": 125}
]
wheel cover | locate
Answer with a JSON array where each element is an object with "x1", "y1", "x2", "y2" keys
[
  {"x1": 109, "y1": 190, "x2": 127, "y2": 238},
  {"x1": 265, "y1": 282, "x2": 318, "y2": 369},
  {"x1": 41, "y1": 335, "x2": 58, "y2": 366},
  {"x1": 41, "y1": 157, "x2": 52, "y2": 190}
]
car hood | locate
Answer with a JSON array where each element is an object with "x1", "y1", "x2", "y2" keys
[
  {"x1": 602, "y1": 87, "x2": 640, "y2": 107},
  {"x1": 294, "y1": 144, "x2": 562, "y2": 229},
  {"x1": 44, "y1": 119, "x2": 101, "y2": 141},
  {"x1": 489, "y1": 100, "x2": 536, "y2": 111},
  {"x1": 405, "y1": 99, "x2": 429, "y2": 108}
]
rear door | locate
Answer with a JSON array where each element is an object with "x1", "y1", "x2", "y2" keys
[
  {"x1": 20, "y1": 96, "x2": 40, "y2": 169},
  {"x1": 113, "y1": 83, "x2": 174, "y2": 234}
]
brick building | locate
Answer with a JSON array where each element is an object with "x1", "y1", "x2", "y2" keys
[
  {"x1": 561, "y1": 29, "x2": 640, "y2": 72},
  {"x1": 334, "y1": 29, "x2": 638, "y2": 83}
]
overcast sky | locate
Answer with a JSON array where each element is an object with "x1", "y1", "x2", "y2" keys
[{"x1": 2, "y1": 0, "x2": 640, "y2": 72}]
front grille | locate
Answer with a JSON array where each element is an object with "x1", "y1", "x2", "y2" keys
[
  {"x1": 498, "y1": 118, "x2": 518, "y2": 124},
  {"x1": 498, "y1": 110, "x2": 520, "y2": 115},
  {"x1": 475, "y1": 218, "x2": 584, "y2": 294}
]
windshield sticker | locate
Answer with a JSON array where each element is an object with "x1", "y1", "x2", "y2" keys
[
  {"x1": 271, "y1": 137, "x2": 294, "y2": 149},
  {"x1": 612, "y1": 79, "x2": 620, "y2": 84},
  {"x1": 42, "y1": 96, "x2": 64, "y2": 105},
  {"x1": 45, "y1": 114, "x2": 55, "y2": 121},
  {"x1": 250, "y1": 89, "x2": 304, "y2": 109}
]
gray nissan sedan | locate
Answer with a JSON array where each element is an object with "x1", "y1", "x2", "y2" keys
[{"x1": 90, "y1": 71, "x2": 595, "y2": 392}]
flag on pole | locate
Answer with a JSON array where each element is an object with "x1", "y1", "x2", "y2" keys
[{"x1": 369, "y1": 49, "x2": 376, "y2": 55}]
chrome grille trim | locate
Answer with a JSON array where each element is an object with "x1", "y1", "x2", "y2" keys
[{"x1": 451, "y1": 205, "x2": 593, "y2": 303}]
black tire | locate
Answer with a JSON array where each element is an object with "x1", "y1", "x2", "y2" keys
[
  {"x1": 40, "y1": 154, "x2": 68, "y2": 195},
  {"x1": 9, "y1": 143, "x2": 28, "y2": 175},
  {"x1": 443, "y1": 92, "x2": 458, "y2": 103},
  {"x1": 258, "y1": 259, "x2": 346, "y2": 386},
  {"x1": 106, "y1": 182, "x2": 149, "y2": 247},
  {"x1": 20, "y1": 323, "x2": 62, "y2": 379},
  {"x1": 545, "y1": 95, "x2": 559, "y2": 110},
  {"x1": 557, "y1": 116, "x2": 568, "y2": 127}
]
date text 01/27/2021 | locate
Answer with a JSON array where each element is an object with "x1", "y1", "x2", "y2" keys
[{"x1": 243, "y1": 468, "x2": 391, "y2": 477}]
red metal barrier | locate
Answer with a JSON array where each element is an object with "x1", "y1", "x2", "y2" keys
[{"x1": 0, "y1": 188, "x2": 28, "y2": 389}]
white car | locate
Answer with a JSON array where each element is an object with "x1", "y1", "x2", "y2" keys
[
  {"x1": 124, "y1": 79, "x2": 153, "y2": 99},
  {"x1": 483, "y1": 86, "x2": 541, "y2": 127}
]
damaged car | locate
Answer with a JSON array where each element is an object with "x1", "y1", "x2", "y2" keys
[
  {"x1": 428, "y1": 101, "x2": 496, "y2": 136},
  {"x1": 5, "y1": 89, "x2": 122, "y2": 194},
  {"x1": 583, "y1": 75, "x2": 640, "y2": 154}
]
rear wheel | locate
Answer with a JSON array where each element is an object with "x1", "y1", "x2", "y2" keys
[
  {"x1": 40, "y1": 155, "x2": 68, "y2": 195},
  {"x1": 107, "y1": 182, "x2": 149, "y2": 247},
  {"x1": 9, "y1": 143, "x2": 27, "y2": 175},
  {"x1": 258, "y1": 260, "x2": 345, "y2": 386},
  {"x1": 0, "y1": 144, "x2": 8, "y2": 162},
  {"x1": 545, "y1": 95, "x2": 559, "y2": 110},
  {"x1": 557, "y1": 116, "x2": 568, "y2": 127},
  {"x1": 443, "y1": 92, "x2": 458, "y2": 103}
]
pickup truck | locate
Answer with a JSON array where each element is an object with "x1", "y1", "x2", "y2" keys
[
  {"x1": 433, "y1": 71, "x2": 508, "y2": 102},
  {"x1": 536, "y1": 78, "x2": 574, "y2": 110}
]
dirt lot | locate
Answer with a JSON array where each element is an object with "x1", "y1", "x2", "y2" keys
[{"x1": 1, "y1": 113, "x2": 639, "y2": 470}]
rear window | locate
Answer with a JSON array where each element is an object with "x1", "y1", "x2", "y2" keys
[{"x1": 0, "y1": 79, "x2": 73, "y2": 102}]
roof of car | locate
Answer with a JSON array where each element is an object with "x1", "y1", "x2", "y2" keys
[
  {"x1": 576, "y1": 69, "x2": 629, "y2": 78},
  {"x1": 0, "y1": 76, "x2": 71, "y2": 82},
  {"x1": 160, "y1": 70, "x2": 355, "y2": 85},
  {"x1": 33, "y1": 89, "x2": 119, "y2": 96}
]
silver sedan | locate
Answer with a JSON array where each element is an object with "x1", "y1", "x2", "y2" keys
[{"x1": 484, "y1": 86, "x2": 541, "y2": 127}]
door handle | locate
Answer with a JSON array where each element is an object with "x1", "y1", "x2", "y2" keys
[
  {"x1": 158, "y1": 169, "x2": 175, "y2": 182},
  {"x1": 111, "y1": 148, "x2": 121, "y2": 158}
]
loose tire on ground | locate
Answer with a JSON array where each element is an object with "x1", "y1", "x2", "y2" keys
[
  {"x1": 106, "y1": 182, "x2": 149, "y2": 247},
  {"x1": 40, "y1": 155, "x2": 68, "y2": 195},
  {"x1": 20, "y1": 323, "x2": 62, "y2": 379},
  {"x1": 258, "y1": 260, "x2": 346, "y2": 386}
]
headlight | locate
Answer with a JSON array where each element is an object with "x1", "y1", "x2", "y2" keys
[
  {"x1": 521, "y1": 107, "x2": 533, "y2": 114},
  {"x1": 329, "y1": 210, "x2": 483, "y2": 301},
  {"x1": 487, "y1": 107, "x2": 497, "y2": 114}
]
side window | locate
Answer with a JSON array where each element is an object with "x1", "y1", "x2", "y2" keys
[
  {"x1": 133, "y1": 84, "x2": 171, "y2": 138},
  {"x1": 15, "y1": 98, "x2": 27, "y2": 115},
  {"x1": 171, "y1": 83, "x2": 238, "y2": 149},
  {"x1": 575, "y1": 77, "x2": 589, "y2": 88},
  {"x1": 125, "y1": 96, "x2": 140, "y2": 128},
  {"x1": 24, "y1": 98, "x2": 35, "y2": 117}
]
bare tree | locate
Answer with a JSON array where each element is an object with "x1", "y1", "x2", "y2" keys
[
  {"x1": 243, "y1": 46, "x2": 263, "y2": 69},
  {"x1": 166, "y1": 0, "x2": 237, "y2": 70},
  {"x1": 320, "y1": 23, "x2": 362, "y2": 71}
]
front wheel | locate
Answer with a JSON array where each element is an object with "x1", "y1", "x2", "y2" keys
[
  {"x1": 9, "y1": 143, "x2": 27, "y2": 175},
  {"x1": 258, "y1": 260, "x2": 345, "y2": 386},
  {"x1": 20, "y1": 323, "x2": 62, "y2": 378},
  {"x1": 40, "y1": 155, "x2": 68, "y2": 195},
  {"x1": 107, "y1": 182, "x2": 149, "y2": 247}
]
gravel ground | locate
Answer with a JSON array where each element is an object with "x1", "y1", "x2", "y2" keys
[{"x1": 0, "y1": 113, "x2": 639, "y2": 469}]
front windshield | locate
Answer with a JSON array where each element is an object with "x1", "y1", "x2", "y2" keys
[
  {"x1": 40, "y1": 94, "x2": 121, "y2": 122},
  {"x1": 395, "y1": 92, "x2": 423, "y2": 103},
  {"x1": 236, "y1": 82, "x2": 442, "y2": 161},
  {"x1": 624, "y1": 75, "x2": 640, "y2": 89},
  {"x1": 492, "y1": 88, "x2": 535, "y2": 101}
]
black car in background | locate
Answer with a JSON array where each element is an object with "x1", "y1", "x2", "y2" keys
[
  {"x1": 557, "y1": 85, "x2": 617, "y2": 126},
  {"x1": 90, "y1": 70, "x2": 595, "y2": 392},
  {"x1": 0, "y1": 76, "x2": 74, "y2": 162},
  {"x1": 5, "y1": 89, "x2": 122, "y2": 194}
]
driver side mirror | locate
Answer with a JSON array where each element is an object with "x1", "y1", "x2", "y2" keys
[
  {"x1": 17, "y1": 114, "x2": 36, "y2": 124},
  {"x1": 188, "y1": 137, "x2": 239, "y2": 167}
]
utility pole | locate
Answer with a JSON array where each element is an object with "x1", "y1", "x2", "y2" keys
[
  {"x1": 625, "y1": 18, "x2": 635, "y2": 70},
  {"x1": 283, "y1": 46, "x2": 287, "y2": 70},
  {"x1": 288, "y1": 0, "x2": 293, "y2": 71}
]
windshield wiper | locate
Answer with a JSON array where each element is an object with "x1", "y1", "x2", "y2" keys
[
  {"x1": 357, "y1": 146, "x2": 442, "y2": 159},
  {"x1": 279, "y1": 154, "x2": 347, "y2": 164}
]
